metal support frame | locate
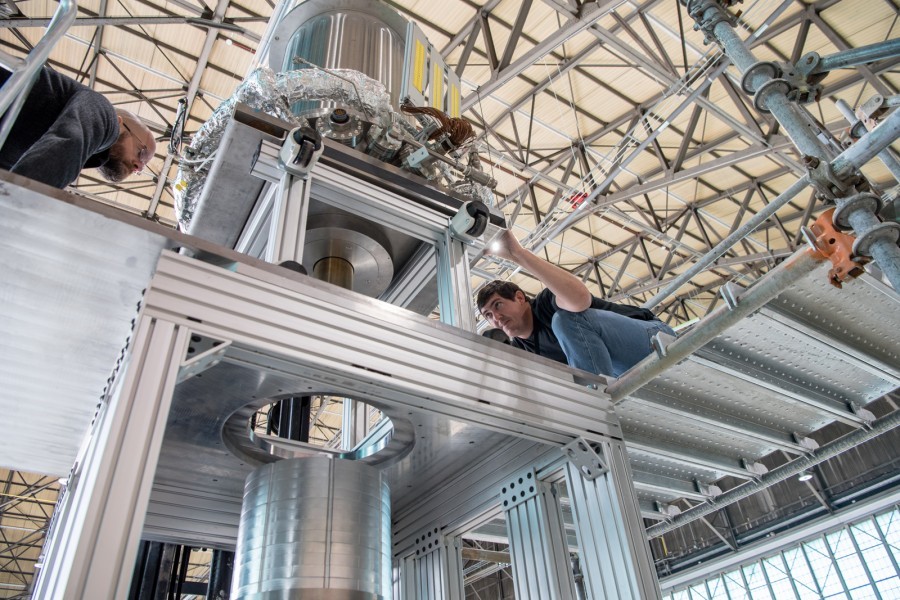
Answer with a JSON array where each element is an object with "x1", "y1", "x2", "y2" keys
[
  {"x1": 32, "y1": 317, "x2": 189, "y2": 600},
  {"x1": 501, "y1": 469, "x2": 577, "y2": 600},
  {"x1": 402, "y1": 530, "x2": 466, "y2": 600},
  {"x1": 436, "y1": 230, "x2": 476, "y2": 330},
  {"x1": 683, "y1": 0, "x2": 900, "y2": 292},
  {"x1": 564, "y1": 439, "x2": 662, "y2": 600},
  {"x1": 266, "y1": 173, "x2": 311, "y2": 264}
]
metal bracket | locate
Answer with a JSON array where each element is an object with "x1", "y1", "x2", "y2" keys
[
  {"x1": 742, "y1": 458, "x2": 769, "y2": 477},
  {"x1": 803, "y1": 155, "x2": 855, "y2": 201},
  {"x1": 562, "y1": 438, "x2": 608, "y2": 481},
  {"x1": 500, "y1": 468, "x2": 540, "y2": 510},
  {"x1": 792, "y1": 432, "x2": 820, "y2": 451},
  {"x1": 720, "y1": 281, "x2": 745, "y2": 310},
  {"x1": 411, "y1": 523, "x2": 444, "y2": 558},
  {"x1": 849, "y1": 401, "x2": 877, "y2": 424},
  {"x1": 808, "y1": 207, "x2": 869, "y2": 288},
  {"x1": 651, "y1": 331, "x2": 677, "y2": 358},
  {"x1": 177, "y1": 338, "x2": 231, "y2": 384},
  {"x1": 682, "y1": 0, "x2": 737, "y2": 45}
]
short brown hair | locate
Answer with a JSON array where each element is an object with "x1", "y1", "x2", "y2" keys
[{"x1": 476, "y1": 280, "x2": 523, "y2": 311}]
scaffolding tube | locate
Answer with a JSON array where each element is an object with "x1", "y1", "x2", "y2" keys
[
  {"x1": 645, "y1": 408, "x2": 900, "y2": 538},
  {"x1": 834, "y1": 99, "x2": 900, "y2": 184},
  {"x1": 813, "y1": 38, "x2": 900, "y2": 74},
  {"x1": 697, "y1": 0, "x2": 900, "y2": 293},
  {"x1": 643, "y1": 106, "x2": 900, "y2": 310},
  {"x1": 611, "y1": 248, "x2": 826, "y2": 403}
]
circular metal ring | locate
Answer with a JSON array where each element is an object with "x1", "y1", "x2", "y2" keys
[
  {"x1": 222, "y1": 392, "x2": 416, "y2": 469},
  {"x1": 741, "y1": 60, "x2": 781, "y2": 94},
  {"x1": 752, "y1": 78, "x2": 791, "y2": 113},
  {"x1": 852, "y1": 222, "x2": 900, "y2": 257},
  {"x1": 832, "y1": 192, "x2": 880, "y2": 229}
]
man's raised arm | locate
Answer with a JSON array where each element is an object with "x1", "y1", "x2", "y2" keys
[{"x1": 487, "y1": 229, "x2": 592, "y2": 312}]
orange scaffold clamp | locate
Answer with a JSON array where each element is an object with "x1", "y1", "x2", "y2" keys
[{"x1": 807, "y1": 207, "x2": 869, "y2": 288}]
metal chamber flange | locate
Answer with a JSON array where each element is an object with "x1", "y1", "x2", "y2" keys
[{"x1": 232, "y1": 456, "x2": 391, "y2": 600}]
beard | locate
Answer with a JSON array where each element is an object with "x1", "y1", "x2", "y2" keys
[{"x1": 97, "y1": 138, "x2": 133, "y2": 183}]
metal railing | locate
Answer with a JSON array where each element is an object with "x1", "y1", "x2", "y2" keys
[{"x1": 0, "y1": 0, "x2": 78, "y2": 150}]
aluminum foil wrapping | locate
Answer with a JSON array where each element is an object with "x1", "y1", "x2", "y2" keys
[
  {"x1": 276, "y1": 68, "x2": 393, "y2": 121},
  {"x1": 174, "y1": 65, "x2": 492, "y2": 230},
  {"x1": 173, "y1": 67, "x2": 395, "y2": 229},
  {"x1": 173, "y1": 68, "x2": 301, "y2": 229},
  {"x1": 452, "y1": 180, "x2": 496, "y2": 206}
]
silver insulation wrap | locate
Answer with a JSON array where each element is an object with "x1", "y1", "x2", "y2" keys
[{"x1": 173, "y1": 66, "x2": 494, "y2": 230}]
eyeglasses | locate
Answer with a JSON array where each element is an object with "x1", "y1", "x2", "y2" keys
[{"x1": 122, "y1": 121, "x2": 153, "y2": 168}]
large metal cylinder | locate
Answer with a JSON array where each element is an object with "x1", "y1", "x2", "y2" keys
[
  {"x1": 262, "y1": 0, "x2": 408, "y2": 107},
  {"x1": 232, "y1": 457, "x2": 391, "y2": 600}
]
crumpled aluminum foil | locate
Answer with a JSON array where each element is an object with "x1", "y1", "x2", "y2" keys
[
  {"x1": 277, "y1": 68, "x2": 393, "y2": 121},
  {"x1": 173, "y1": 68, "x2": 300, "y2": 229},
  {"x1": 173, "y1": 66, "x2": 493, "y2": 230}
]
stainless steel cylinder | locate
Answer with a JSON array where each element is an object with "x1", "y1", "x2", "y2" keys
[
  {"x1": 232, "y1": 457, "x2": 391, "y2": 600},
  {"x1": 262, "y1": 0, "x2": 408, "y2": 106},
  {"x1": 314, "y1": 256, "x2": 354, "y2": 289}
]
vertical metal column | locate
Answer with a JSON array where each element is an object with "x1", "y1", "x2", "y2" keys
[
  {"x1": 563, "y1": 438, "x2": 662, "y2": 600},
  {"x1": 32, "y1": 317, "x2": 189, "y2": 600},
  {"x1": 266, "y1": 173, "x2": 312, "y2": 264},
  {"x1": 501, "y1": 469, "x2": 576, "y2": 600},
  {"x1": 402, "y1": 531, "x2": 466, "y2": 600},
  {"x1": 435, "y1": 230, "x2": 475, "y2": 330},
  {"x1": 341, "y1": 398, "x2": 369, "y2": 450}
]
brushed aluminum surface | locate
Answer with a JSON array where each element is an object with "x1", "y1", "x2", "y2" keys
[
  {"x1": 233, "y1": 457, "x2": 390, "y2": 599},
  {"x1": 0, "y1": 181, "x2": 169, "y2": 475},
  {"x1": 266, "y1": 0, "x2": 407, "y2": 107}
]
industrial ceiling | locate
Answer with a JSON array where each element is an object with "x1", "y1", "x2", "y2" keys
[{"x1": 2, "y1": 0, "x2": 896, "y2": 320}]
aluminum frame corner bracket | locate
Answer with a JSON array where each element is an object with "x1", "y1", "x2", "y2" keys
[{"x1": 562, "y1": 438, "x2": 608, "y2": 481}]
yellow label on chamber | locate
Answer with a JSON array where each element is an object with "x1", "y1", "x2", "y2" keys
[
  {"x1": 413, "y1": 40, "x2": 425, "y2": 93},
  {"x1": 450, "y1": 83, "x2": 460, "y2": 117},
  {"x1": 432, "y1": 63, "x2": 443, "y2": 109}
]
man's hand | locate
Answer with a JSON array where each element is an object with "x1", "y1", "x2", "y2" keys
[
  {"x1": 486, "y1": 228, "x2": 523, "y2": 262},
  {"x1": 485, "y1": 228, "x2": 592, "y2": 313}
]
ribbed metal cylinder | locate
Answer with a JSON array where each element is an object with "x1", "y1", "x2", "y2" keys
[
  {"x1": 262, "y1": 0, "x2": 408, "y2": 107},
  {"x1": 232, "y1": 457, "x2": 391, "y2": 600}
]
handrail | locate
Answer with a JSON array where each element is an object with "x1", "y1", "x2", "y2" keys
[{"x1": 0, "y1": 0, "x2": 78, "y2": 150}]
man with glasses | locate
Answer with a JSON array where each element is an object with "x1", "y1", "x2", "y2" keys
[
  {"x1": 0, "y1": 66, "x2": 156, "y2": 189},
  {"x1": 477, "y1": 229, "x2": 675, "y2": 378}
]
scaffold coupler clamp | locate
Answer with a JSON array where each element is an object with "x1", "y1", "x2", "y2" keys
[
  {"x1": 803, "y1": 207, "x2": 869, "y2": 288},
  {"x1": 802, "y1": 155, "x2": 859, "y2": 202},
  {"x1": 680, "y1": 0, "x2": 738, "y2": 45}
]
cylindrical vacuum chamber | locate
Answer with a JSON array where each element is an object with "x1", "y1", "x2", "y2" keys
[{"x1": 232, "y1": 456, "x2": 391, "y2": 599}]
